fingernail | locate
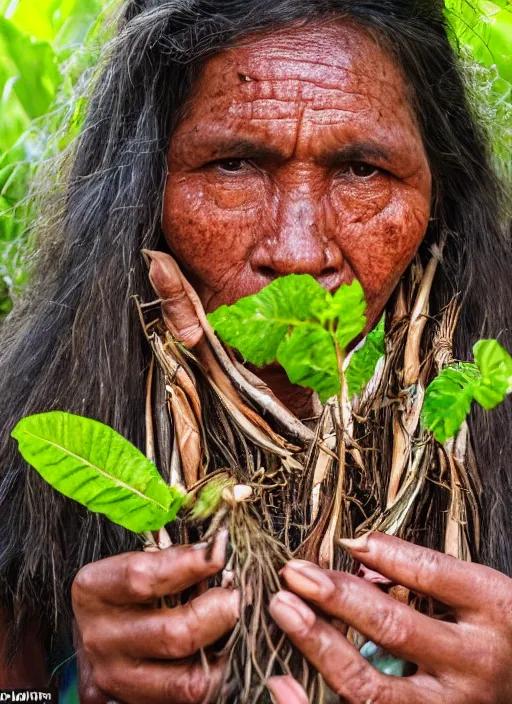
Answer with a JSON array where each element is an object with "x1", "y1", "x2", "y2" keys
[
  {"x1": 158, "y1": 526, "x2": 172, "y2": 549},
  {"x1": 269, "y1": 591, "x2": 316, "y2": 634},
  {"x1": 141, "y1": 249, "x2": 155, "y2": 267},
  {"x1": 191, "y1": 541, "x2": 209, "y2": 551},
  {"x1": 337, "y1": 533, "x2": 372, "y2": 553},
  {"x1": 210, "y1": 528, "x2": 229, "y2": 566},
  {"x1": 284, "y1": 560, "x2": 335, "y2": 599},
  {"x1": 267, "y1": 676, "x2": 309, "y2": 704}
]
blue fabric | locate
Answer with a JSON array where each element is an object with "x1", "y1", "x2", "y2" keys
[{"x1": 58, "y1": 659, "x2": 79, "y2": 704}]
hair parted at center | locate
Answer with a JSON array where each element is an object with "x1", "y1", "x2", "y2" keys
[{"x1": 0, "y1": 0, "x2": 510, "y2": 660}]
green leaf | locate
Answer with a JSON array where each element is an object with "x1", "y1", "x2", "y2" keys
[
  {"x1": 472, "y1": 339, "x2": 512, "y2": 409},
  {"x1": 190, "y1": 477, "x2": 231, "y2": 520},
  {"x1": 346, "y1": 316, "x2": 386, "y2": 397},
  {"x1": 11, "y1": 411, "x2": 185, "y2": 533},
  {"x1": 207, "y1": 274, "x2": 329, "y2": 366},
  {"x1": 333, "y1": 280, "x2": 367, "y2": 350},
  {"x1": 421, "y1": 363, "x2": 481, "y2": 443},
  {"x1": 0, "y1": 17, "x2": 61, "y2": 119},
  {"x1": 277, "y1": 324, "x2": 340, "y2": 403},
  {"x1": 208, "y1": 274, "x2": 369, "y2": 400}
]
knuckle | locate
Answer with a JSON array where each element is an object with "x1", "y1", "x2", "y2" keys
[
  {"x1": 80, "y1": 626, "x2": 101, "y2": 661},
  {"x1": 413, "y1": 549, "x2": 443, "y2": 592},
  {"x1": 158, "y1": 611, "x2": 199, "y2": 659},
  {"x1": 123, "y1": 553, "x2": 155, "y2": 601},
  {"x1": 369, "y1": 604, "x2": 409, "y2": 651},
  {"x1": 335, "y1": 660, "x2": 382, "y2": 701},
  {"x1": 167, "y1": 664, "x2": 210, "y2": 704},
  {"x1": 72, "y1": 564, "x2": 97, "y2": 610},
  {"x1": 490, "y1": 577, "x2": 512, "y2": 621}
]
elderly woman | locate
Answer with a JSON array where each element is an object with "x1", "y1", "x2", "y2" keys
[{"x1": 0, "y1": 0, "x2": 511, "y2": 702}]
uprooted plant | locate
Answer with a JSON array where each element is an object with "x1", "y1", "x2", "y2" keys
[{"x1": 11, "y1": 250, "x2": 512, "y2": 702}]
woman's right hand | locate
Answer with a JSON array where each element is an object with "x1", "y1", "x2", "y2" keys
[{"x1": 72, "y1": 530, "x2": 239, "y2": 704}]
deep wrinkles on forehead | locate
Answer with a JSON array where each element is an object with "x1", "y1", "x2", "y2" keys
[{"x1": 170, "y1": 23, "x2": 427, "y2": 181}]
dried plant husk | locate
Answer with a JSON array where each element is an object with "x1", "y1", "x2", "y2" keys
[{"x1": 135, "y1": 244, "x2": 482, "y2": 703}]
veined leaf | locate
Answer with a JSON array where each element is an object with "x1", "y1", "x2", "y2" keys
[
  {"x1": 208, "y1": 275, "x2": 368, "y2": 402},
  {"x1": 472, "y1": 339, "x2": 512, "y2": 409},
  {"x1": 333, "y1": 280, "x2": 367, "y2": 350},
  {"x1": 346, "y1": 316, "x2": 386, "y2": 397},
  {"x1": 421, "y1": 364, "x2": 480, "y2": 443},
  {"x1": 277, "y1": 324, "x2": 340, "y2": 403},
  {"x1": 207, "y1": 274, "x2": 328, "y2": 367},
  {"x1": 11, "y1": 411, "x2": 185, "y2": 533}
]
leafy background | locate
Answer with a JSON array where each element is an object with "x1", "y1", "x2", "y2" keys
[{"x1": 0, "y1": 0, "x2": 511, "y2": 320}]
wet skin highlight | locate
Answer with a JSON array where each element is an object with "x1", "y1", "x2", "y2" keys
[{"x1": 162, "y1": 22, "x2": 432, "y2": 414}]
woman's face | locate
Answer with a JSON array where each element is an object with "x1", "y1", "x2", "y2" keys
[{"x1": 162, "y1": 22, "x2": 431, "y2": 332}]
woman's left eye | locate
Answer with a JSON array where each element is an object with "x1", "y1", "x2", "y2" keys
[
  {"x1": 216, "y1": 159, "x2": 248, "y2": 173},
  {"x1": 338, "y1": 162, "x2": 379, "y2": 178}
]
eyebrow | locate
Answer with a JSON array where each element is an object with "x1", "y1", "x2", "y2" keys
[
  {"x1": 318, "y1": 143, "x2": 392, "y2": 167},
  {"x1": 184, "y1": 135, "x2": 392, "y2": 166},
  {"x1": 204, "y1": 138, "x2": 284, "y2": 161}
]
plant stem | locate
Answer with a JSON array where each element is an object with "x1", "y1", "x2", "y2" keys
[{"x1": 319, "y1": 329, "x2": 347, "y2": 568}]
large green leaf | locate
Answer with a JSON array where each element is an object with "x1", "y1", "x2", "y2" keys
[
  {"x1": 277, "y1": 324, "x2": 340, "y2": 403},
  {"x1": 346, "y1": 316, "x2": 386, "y2": 397},
  {"x1": 472, "y1": 338, "x2": 512, "y2": 409},
  {"x1": 11, "y1": 411, "x2": 184, "y2": 533},
  {"x1": 208, "y1": 275, "x2": 369, "y2": 400},
  {"x1": 208, "y1": 274, "x2": 329, "y2": 366},
  {"x1": 421, "y1": 363, "x2": 480, "y2": 443}
]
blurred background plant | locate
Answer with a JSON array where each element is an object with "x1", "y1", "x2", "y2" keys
[
  {"x1": 0, "y1": 0, "x2": 510, "y2": 321},
  {"x1": 0, "y1": 0, "x2": 111, "y2": 320}
]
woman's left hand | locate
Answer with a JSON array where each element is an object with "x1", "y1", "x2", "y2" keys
[{"x1": 267, "y1": 533, "x2": 512, "y2": 704}]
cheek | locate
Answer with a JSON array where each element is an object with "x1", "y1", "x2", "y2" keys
[
  {"x1": 162, "y1": 173, "x2": 268, "y2": 290},
  {"x1": 330, "y1": 180, "x2": 430, "y2": 323}
]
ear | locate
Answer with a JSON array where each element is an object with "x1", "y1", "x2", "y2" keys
[{"x1": 142, "y1": 250, "x2": 203, "y2": 348}]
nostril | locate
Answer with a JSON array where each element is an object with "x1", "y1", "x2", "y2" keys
[
  {"x1": 257, "y1": 266, "x2": 279, "y2": 281},
  {"x1": 320, "y1": 267, "x2": 338, "y2": 278}
]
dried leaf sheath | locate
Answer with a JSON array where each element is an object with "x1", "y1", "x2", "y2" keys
[{"x1": 134, "y1": 247, "x2": 481, "y2": 703}]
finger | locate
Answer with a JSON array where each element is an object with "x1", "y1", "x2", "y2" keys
[
  {"x1": 143, "y1": 249, "x2": 203, "y2": 348},
  {"x1": 269, "y1": 591, "x2": 440, "y2": 704},
  {"x1": 104, "y1": 588, "x2": 240, "y2": 660},
  {"x1": 73, "y1": 530, "x2": 228, "y2": 607},
  {"x1": 338, "y1": 533, "x2": 511, "y2": 613},
  {"x1": 267, "y1": 676, "x2": 309, "y2": 704},
  {"x1": 281, "y1": 559, "x2": 461, "y2": 669},
  {"x1": 93, "y1": 657, "x2": 225, "y2": 704}
]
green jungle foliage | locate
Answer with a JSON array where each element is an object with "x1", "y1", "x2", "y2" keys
[
  {"x1": 0, "y1": 0, "x2": 108, "y2": 319},
  {"x1": 0, "y1": 0, "x2": 511, "y2": 319}
]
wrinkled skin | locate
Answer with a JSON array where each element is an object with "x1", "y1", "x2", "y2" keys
[
  {"x1": 72, "y1": 22, "x2": 512, "y2": 704},
  {"x1": 163, "y1": 22, "x2": 431, "y2": 415}
]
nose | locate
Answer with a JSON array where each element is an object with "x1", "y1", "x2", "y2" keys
[{"x1": 250, "y1": 189, "x2": 343, "y2": 291}]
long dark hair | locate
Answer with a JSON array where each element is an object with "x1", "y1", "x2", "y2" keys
[{"x1": 0, "y1": 0, "x2": 510, "y2": 661}]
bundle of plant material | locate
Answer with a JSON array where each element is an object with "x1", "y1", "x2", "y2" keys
[{"x1": 12, "y1": 250, "x2": 512, "y2": 703}]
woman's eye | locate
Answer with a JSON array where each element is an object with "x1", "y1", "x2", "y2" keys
[
  {"x1": 338, "y1": 162, "x2": 379, "y2": 178},
  {"x1": 216, "y1": 159, "x2": 247, "y2": 173}
]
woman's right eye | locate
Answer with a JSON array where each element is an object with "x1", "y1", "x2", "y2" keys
[{"x1": 213, "y1": 158, "x2": 250, "y2": 173}]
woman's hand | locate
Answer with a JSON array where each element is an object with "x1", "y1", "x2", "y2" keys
[
  {"x1": 72, "y1": 530, "x2": 239, "y2": 704},
  {"x1": 267, "y1": 533, "x2": 512, "y2": 704}
]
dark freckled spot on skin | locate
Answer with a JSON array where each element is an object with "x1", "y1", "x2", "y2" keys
[{"x1": 193, "y1": 126, "x2": 199, "y2": 132}]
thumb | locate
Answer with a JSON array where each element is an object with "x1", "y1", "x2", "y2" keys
[
  {"x1": 143, "y1": 250, "x2": 203, "y2": 349},
  {"x1": 267, "y1": 676, "x2": 309, "y2": 704}
]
